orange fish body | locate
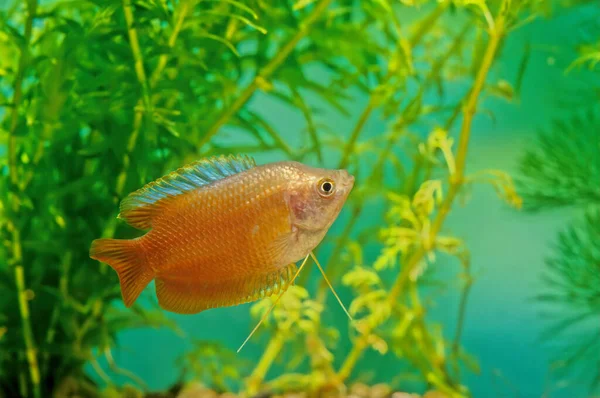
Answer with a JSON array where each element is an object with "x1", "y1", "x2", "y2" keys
[{"x1": 90, "y1": 155, "x2": 354, "y2": 314}]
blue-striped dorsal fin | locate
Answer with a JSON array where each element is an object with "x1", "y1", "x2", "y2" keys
[{"x1": 118, "y1": 154, "x2": 256, "y2": 230}]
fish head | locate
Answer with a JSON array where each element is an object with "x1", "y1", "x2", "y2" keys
[{"x1": 285, "y1": 162, "x2": 355, "y2": 233}]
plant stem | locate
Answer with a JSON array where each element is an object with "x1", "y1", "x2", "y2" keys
[
  {"x1": 18, "y1": 354, "x2": 27, "y2": 397},
  {"x1": 291, "y1": 86, "x2": 323, "y2": 163},
  {"x1": 451, "y1": 263, "x2": 473, "y2": 379},
  {"x1": 197, "y1": 0, "x2": 333, "y2": 150},
  {"x1": 122, "y1": 0, "x2": 152, "y2": 115},
  {"x1": 7, "y1": 1, "x2": 41, "y2": 397},
  {"x1": 42, "y1": 251, "x2": 72, "y2": 377},
  {"x1": 149, "y1": 1, "x2": 190, "y2": 88},
  {"x1": 338, "y1": 101, "x2": 375, "y2": 169},
  {"x1": 245, "y1": 331, "x2": 286, "y2": 395},
  {"x1": 335, "y1": 4, "x2": 509, "y2": 382},
  {"x1": 337, "y1": 335, "x2": 368, "y2": 382},
  {"x1": 14, "y1": 265, "x2": 41, "y2": 398},
  {"x1": 113, "y1": 0, "x2": 156, "y2": 210}
]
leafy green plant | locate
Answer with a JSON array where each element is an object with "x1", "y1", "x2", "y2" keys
[{"x1": 0, "y1": 0, "x2": 344, "y2": 395}]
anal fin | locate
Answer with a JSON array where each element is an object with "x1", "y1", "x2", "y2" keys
[{"x1": 155, "y1": 263, "x2": 298, "y2": 314}]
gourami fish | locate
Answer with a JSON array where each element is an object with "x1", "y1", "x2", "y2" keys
[{"x1": 90, "y1": 154, "x2": 354, "y2": 314}]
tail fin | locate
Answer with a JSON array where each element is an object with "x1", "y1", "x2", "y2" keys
[{"x1": 90, "y1": 238, "x2": 153, "y2": 307}]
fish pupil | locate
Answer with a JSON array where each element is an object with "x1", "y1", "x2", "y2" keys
[{"x1": 322, "y1": 182, "x2": 332, "y2": 192}]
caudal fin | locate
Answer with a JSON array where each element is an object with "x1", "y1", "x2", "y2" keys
[{"x1": 90, "y1": 238, "x2": 153, "y2": 307}]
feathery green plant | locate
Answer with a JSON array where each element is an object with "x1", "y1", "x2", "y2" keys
[
  {"x1": 518, "y1": 109, "x2": 600, "y2": 392},
  {"x1": 537, "y1": 210, "x2": 600, "y2": 390},
  {"x1": 518, "y1": 15, "x2": 599, "y2": 392},
  {"x1": 518, "y1": 111, "x2": 600, "y2": 211}
]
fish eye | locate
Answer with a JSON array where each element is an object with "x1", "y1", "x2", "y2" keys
[{"x1": 318, "y1": 178, "x2": 335, "y2": 197}]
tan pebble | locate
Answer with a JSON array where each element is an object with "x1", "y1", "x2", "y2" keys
[
  {"x1": 369, "y1": 383, "x2": 391, "y2": 398},
  {"x1": 391, "y1": 393, "x2": 420, "y2": 398},
  {"x1": 177, "y1": 383, "x2": 218, "y2": 398},
  {"x1": 350, "y1": 382, "x2": 371, "y2": 397}
]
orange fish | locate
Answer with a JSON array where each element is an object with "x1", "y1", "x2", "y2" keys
[{"x1": 90, "y1": 154, "x2": 354, "y2": 314}]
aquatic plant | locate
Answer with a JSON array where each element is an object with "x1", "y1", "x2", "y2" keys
[
  {"x1": 518, "y1": 111, "x2": 600, "y2": 211},
  {"x1": 176, "y1": 340, "x2": 249, "y2": 393},
  {"x1": 518, "y1": 110, "x2": 600, "y2": 393},
  {"x1": 516, "y1": 9, "x2": 600, "y2": 389},
  {"x1": 0, "y1": 0, "x2": 581, "y2": 397},
  {"x1": 243, "y1": 0, "x2": 530, "y2": 395},
  {"x1": 246, "y1": 285, "x2": 337, "y2": 395},
  {"x1": 1, "y1": 0, "x2": 336, "y2": 395}
]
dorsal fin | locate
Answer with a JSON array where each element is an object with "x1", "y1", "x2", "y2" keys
[{"x1": 118, "y1": 154, "x2": 256, "y2": 230}]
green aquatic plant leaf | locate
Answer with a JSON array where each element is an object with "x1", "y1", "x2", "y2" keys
[
  {"x1": 342, "y1": 265, "x2": 391, "y2": 332},
  {"x1": 435, "y1": 236, "x2": 465, "y2": 256},
  {"x1": 341, "y1": 266, "x2": 383, "y2": 291},
  {"x1": 487, "y1": 79, "x2": 515, "y2": 101},
  {"x1": 467, "y1": 169, "x2": 523, "y2": 209},
  {"x1": 567, "y1": 41, "x2": 600, "y2": 72},
  {"x1": 517, "y1": 110, "x2": 600, "y2": 211},
  {"x1": 176, "y1": 339, "x2": 249, "y2": 392},
  {"x1": 524, "y1": 150, "x2": 600, "y2": 396},
  {"x1": 249, "y1": 285, "x2": 324, "y2": 338},
  {"x1": 419, "y1": 128, "x2": 456, "y2": 175}
]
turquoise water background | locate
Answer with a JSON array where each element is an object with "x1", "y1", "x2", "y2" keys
[{"x1": 93, "y1": 5, "x2": 599, "y2": 398}]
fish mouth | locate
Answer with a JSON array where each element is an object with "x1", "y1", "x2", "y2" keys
[
  {"x1": 338, "y1": 170, "x2": 355, "y2": 193},
  {"x1": 347, "y1": 174, "x2": 355, "y2": 189}
]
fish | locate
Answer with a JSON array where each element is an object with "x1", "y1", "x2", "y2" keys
[{"x1": 89, "y1": 154, "x2": 355, "y2": 314}]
